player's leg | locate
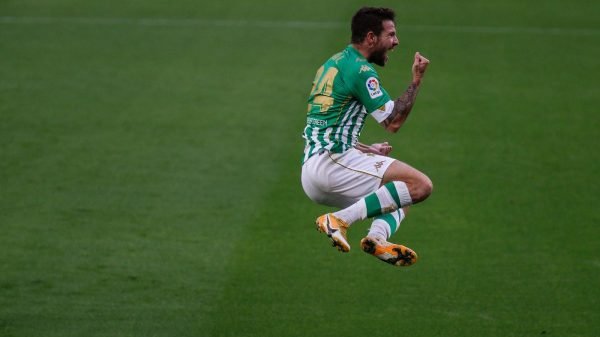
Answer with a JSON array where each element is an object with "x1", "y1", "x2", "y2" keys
[
  {"x1": 332, "y1": 160, "x2": 432, "y2": 226},
  {"x1": 303, "y1": 149, "x2": 395, "y2": 252},
  {"x1": 304, "y1": 149, "x2": 432, "y2": 255},
  {"x1": 359, "y1": 162, "x2": 431, "y2": 266},
  {"x1": 381, "y1": 160, "x2": 433, "y2": 203},
  {"x1": 367, "y1": 207, "x2": 407, "y2": 239}
]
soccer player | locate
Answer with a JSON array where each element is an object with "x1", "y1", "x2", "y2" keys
[{"x1": 301, "y1": 7, "x2": 432, "y2": 266}]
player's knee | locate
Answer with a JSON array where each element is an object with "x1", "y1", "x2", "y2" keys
[
  {"x1": 422, "y1": 176, "x2": 433, "y2": 199},
  {"x1": 410, "y1": 175, "x2": 433, "y2": 203}
]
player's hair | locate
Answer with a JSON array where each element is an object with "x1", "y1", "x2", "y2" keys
[{"x1": 351, "y1": 7, "x2": 396, "y2": 43}]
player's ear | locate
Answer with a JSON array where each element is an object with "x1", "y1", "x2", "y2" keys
[{"x1": 366, "y1": 31, "x2": 377, "y2": 46}]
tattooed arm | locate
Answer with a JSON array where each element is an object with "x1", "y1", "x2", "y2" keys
[
  {"x1": 381, "y1": 52, "x2": 430, "y2": 133},
  {"x1": 381, "y1": 82, "x2": 420, "y2": 132}
]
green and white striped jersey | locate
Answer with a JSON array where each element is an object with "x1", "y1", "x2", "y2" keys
[{"x1": 302, "y1": 45, "x2": 392, "y2": 164}]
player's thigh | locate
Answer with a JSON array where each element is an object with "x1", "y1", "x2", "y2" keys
[
  {"x1": 326, "y1": 149, "x2": 394, "y2": 206},
  {"x1": 302, "y1": 149, "x2": 394, "y2": 208}
]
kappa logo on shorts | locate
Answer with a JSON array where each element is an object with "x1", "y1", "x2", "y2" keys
[
  {"x1": 374, "y1": 161, "x2": 384, "y2": 172},
  {"x1": 366, "y1": 77, "x2": 383, "y2": 99}
]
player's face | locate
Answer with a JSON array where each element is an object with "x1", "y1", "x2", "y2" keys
[{"x1": 369, "y1": 20, "x2": 399, "y2": 66}]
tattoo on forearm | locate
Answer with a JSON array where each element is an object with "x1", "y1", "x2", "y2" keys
[{"x1": 382, "y1": 82, "x2": 420, "y2": 128}]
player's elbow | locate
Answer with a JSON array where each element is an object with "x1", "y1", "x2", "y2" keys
[
  {"x1": 382, "y1": 117, "x2": 406, "y2": 133},
  {"x1": 385, "y1": 124, "x2": 401, "y2": 133}
]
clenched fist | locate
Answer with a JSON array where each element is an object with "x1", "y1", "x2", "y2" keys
[{"x1": 412, "y1": 52, "x2": 430, "y2": 84}]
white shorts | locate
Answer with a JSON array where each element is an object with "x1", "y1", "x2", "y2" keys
[{"x1": 301, "y1": 148, "x2": 395, "y2": 208}]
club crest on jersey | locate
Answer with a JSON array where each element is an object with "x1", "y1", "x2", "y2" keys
[{"x1": 366, "y1": 77, "x2": 382, "y2": 99}]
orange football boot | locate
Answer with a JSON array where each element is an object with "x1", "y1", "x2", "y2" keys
[
  {"x1": 315, "y1": 214, "x2": 350, "y2": 252},
  {"x1": 360, "y1": 236, "x2": 418, "y2": 266}
]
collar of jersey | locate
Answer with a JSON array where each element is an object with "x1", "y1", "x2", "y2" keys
[{"x1": 346, "y1": 45, "x2": 367, "y2": 61}]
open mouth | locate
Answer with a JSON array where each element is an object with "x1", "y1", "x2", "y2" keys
[
  {"x1": 385, "y1": 47, "x2": 395, "y2": 61},
  {"x1": 384, "y1": 48, "x2": 394, "y2": 62}
]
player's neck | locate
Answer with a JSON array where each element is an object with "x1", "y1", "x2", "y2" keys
[{"x1": 351, "y1": 43, "x2": 371, "y2": 60}]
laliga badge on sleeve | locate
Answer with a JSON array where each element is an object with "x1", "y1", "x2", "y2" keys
[{"x1": 366, "y1": 77, "x2": 383, "y2": 99}]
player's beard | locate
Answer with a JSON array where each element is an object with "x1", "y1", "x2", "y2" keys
[{"x1": 368, "y1": 47, "x2": 388, "y2": 67}]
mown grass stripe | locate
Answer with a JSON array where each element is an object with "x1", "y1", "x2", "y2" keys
[{"x1": 1, "y1": 16, "x2": 599, "y2": 36}]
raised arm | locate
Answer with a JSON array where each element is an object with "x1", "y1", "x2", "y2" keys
[{"x1": 381, "y1": 52, "x2": 430, "y2": 133}]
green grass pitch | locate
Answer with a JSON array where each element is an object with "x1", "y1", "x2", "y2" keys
[{"x1": 1, "y1": 1, "x2": 599, "y2": 336}]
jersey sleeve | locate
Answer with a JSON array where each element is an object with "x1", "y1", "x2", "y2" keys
[
  {"x1": 370, "y1": 100, "x2": 394, "y2": 123},
  {"x1": 351, "y1": 67, "x2": 392, "y2": 113}
]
